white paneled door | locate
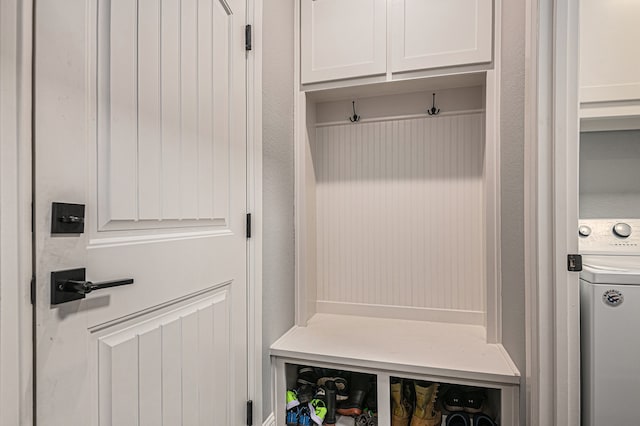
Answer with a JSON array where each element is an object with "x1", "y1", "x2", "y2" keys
[{"x1": 34, "y1": 0, "x2": 248, "y2": 425}]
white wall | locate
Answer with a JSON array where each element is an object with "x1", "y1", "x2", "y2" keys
[
  {"x1": 580, "y1": 130, "x2": 640, "y2": 218},
  {"x1": 500, "y1": 0, "x2": 527, "y2": 422},
  {"x1": 261, "y1": 0, "x2": 295, "y2": 421}
]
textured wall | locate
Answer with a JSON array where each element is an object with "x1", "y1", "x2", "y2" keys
[
  {"x1": 580, "y1": 130, "x2": 640, "y2": 218},
  {"x1": 261, "y1": 0, "x2": 295, "y2": 421},
  {"x1": 500, "y1": 0, "x2": 527, "y2": 421}
]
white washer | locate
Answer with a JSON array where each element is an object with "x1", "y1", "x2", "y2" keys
[{"x1": 579, "y1": 219, "x2": 640, "y2": 426}]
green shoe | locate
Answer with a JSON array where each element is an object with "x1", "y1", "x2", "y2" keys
[
  {"x1": 286, "y1": 389, "x2": 300, "y2": 410},
  {"x1": 309, "y1": 399, "x2": 327, "y2": 425}
]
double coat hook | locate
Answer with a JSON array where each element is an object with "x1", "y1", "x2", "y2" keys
[
  {"x1": 349, "y1": 100, "x2": 361, "y2": 123},
  {"x1": 427, "y1": 93, "x2": 440, "y2": 116}
]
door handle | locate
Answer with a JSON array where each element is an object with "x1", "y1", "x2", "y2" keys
[
  {"x1": 51, "y1": 268, "x2": 134, "y2": 305},
  {"x1": 60, "y1": 278, "x2": 134, "y2": 295}
]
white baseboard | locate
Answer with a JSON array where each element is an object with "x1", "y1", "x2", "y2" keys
[{"x1": 262, "y1": 412, "x2": 275, "y2": 426}]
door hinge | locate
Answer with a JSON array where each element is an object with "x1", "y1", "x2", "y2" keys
[
  {"x1": 568, "y1": 254, "x2": 583, "y2": 272},
  {"x1": 30, "y1": 275, "x2": 36, "y2": 305},
  {"x1": 246, "y1": 400, "x2": 253, "y2": 426},
  {"x1": 245, "y1": 24, "x2": 252, "y2": 51},
  {"x1": 246, "y1": 213, "x2": 252, "y2": 239}
]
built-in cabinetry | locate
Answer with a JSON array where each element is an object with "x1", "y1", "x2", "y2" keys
[
  {"x1": 301, "y1": 0, "x2": 494, "y2": 85},
  {"x1": 273, "y1": 1, "x2": 520, "y2": 424},
  {"x1": 580, "y1": 0, "x2": 640, "y2": 131}
]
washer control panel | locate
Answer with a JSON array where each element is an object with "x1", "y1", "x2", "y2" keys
[{"x1": 579, "y1": 219, "x2": 640, "y2": 254}]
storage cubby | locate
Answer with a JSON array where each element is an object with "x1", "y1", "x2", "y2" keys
[
  {"x1": 283, "y1": 363, "x2": 378, "y2": 425},
  {"x1": 272, "y1": 72, "x2": 520, "y2": 424},
  {"x1": 389, "y1": 376, "x2": 501, "y2": 425}
]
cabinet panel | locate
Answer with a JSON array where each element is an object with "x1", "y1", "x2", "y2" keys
[
  {"x1": 301, "y1": 0, "x2": 387, "y2": 84},
  {"x1": 580, "y1": 0, "x2": 640, "y2": 103},
  {"x1": 391, "y1": 0, "x2": 492, "y2": 73}
]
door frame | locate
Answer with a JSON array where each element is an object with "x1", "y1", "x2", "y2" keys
[
  {"x1": 0, "y1": 0, "x2": 34, "y2": 424},
  {"x1": 0, "y1": 0, "x2": 264, "y2": 423},
  {"x1": 526, "y1": 0, "x2": 581, "y2": 424}
]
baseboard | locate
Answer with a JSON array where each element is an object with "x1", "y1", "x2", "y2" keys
[
  {"x1": 316, "y1": 300, "x2": 485, "y2": 325},
  {"x1": 262, "y1": 412, "x2": 275, "y2": 426}
]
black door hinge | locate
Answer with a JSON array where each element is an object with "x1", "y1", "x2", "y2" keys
[
  {"x1": 245, "y1": 25, "x2": 252, "y2": 51},
  {"x1": 246, "y1": 400, "x2": 253, "y2": 426},
  {"x1": 246, "y1": 213, "x2": 252, "y2": 239},
  {"x1": 30, "y1": 275, "x2": 36, "y2": 305},
  {"x1": 568, "y1": 254, "x2": 583, "y2": 272}
]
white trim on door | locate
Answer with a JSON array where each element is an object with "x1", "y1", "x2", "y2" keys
[
  {"x1": 528, "y1": 0, "x2": 581, "y2": 425},
  {"x1": 0, "y1": 0, "x2": 33, "y2": 424},
  {"x1": 247, "y1": 0, "x2": 264, "y2": 421}
]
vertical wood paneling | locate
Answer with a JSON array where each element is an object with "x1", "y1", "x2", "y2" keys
[
  {"x1": 197, "y1": 305, "x2": 215, "y2": 425},
  {"x1": 138, "y1": 0, "x2": 162, "y2": 220},
  {"x1": 161, "y1": 320, "x2": 182, "y2": 424},
  {"x1": 181, "y1": 311, "x2": 200, "y2": 425},
  {"x1": 98, "y1": 291, "x2": 231, "y2": 425},
  {"x1": 197, "y1": 0, "x2": 215, "y2": 219},
  {"x1": 100, "y1": 0, "x2": 232, "y2": 225},
  {"x1": 212, "y1": 2, "x2": 230, "y2": 220},
  {"x1": 160, "y1": 0, "x2": 181, "y2": 219},
  {"x1": 138, "y1": 328, "x2": 162, "y2": 426},
  {"x1": 315, "y1": 114, "x2": 485, "y2": 313},
  {"x1": 111, "y1": 336, "x2": 139, "y2": 425},
  {"x1": 109, "y1": 0, "x2": 138, "y2": 220},
  {"x1": 180, "y1": 0, "x2": 199, "y2": 218}
]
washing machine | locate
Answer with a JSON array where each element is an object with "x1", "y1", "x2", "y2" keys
[{"x1": 579, "y1": 219, "x2": 640, "y2": 426}]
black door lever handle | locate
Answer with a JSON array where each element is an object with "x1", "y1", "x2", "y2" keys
[
  {"x1": 51, "y1": 268, "x2": 134, "y2": 305},
  {"x1": 60, "y1": 278, "x2": 134, "y2": 295}
]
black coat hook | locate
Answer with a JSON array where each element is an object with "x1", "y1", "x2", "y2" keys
[
  {"x1": 349, "y1": 100, "x2": 361, "y2": 123},
  {"x1": 427, "y1": 93, "x2": 440, "y2": 116}
]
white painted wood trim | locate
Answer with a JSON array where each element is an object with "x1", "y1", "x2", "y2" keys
[
  {"x1": 552, "y1": 0, "x2": 581, "y2": 424},
  {"x1": 316, "y1": 301, "x2": 485, "y2": 325},
  {"x1": 0, "y1": 0, "x2": 33, "y2": 424},
  {"x1": 262, "y1": 412, "x2": 275, "y2": 426},
  {"x1": 315, "y1": 109, "x2": 486, "y2": 127},
  {"x1": 247, "y1": 0, "x2": 263, "y2": 421},
  {"x1": 532, "y1": 0, "x2": 581, "y2": 425},
  {"x1": 484, "y1": 0, "x2": 502, "y2": 344}
]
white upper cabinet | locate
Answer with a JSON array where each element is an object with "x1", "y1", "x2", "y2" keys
[
  {"x1": 301, "y1": 0, "x2": 387, "y2": 84},
  {"x1": 580, "y1": 0, "x2": 640, "y2": 104},
  {"x1": 391, "y1": 0, "x2": 493, "y2": 73}
]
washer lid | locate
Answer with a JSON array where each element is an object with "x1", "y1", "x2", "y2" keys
[{"x1": 581, "y1": 256, "x2": 640, "y2": 284}]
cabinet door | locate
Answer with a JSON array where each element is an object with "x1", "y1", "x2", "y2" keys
[
  {"x1": 391, "y1": 0, "x2": 492, "y2": 73},
  {"x1": 580, "y1": 0, "x2": 640, "y2": 104},
  {"x1": 301, "y1": 0, "x2": 387, "y2": 84}
]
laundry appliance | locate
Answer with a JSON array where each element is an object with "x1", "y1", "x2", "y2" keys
[{"x1": 579, "y1": 219, "x2": 640, "y2": 426}]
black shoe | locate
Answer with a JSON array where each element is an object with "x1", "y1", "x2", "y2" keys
[
  {"x1": 472, "y1": 413, "x2": 496, "y2": 426},
  {"x1": 463, "y1": 389, "x2": 487, "y2": 414},
  {"x1": 364, "y1": 378, "x2": 377, "y2": 412},
  {"x1": 446, "y1": 412, "x2": 471, "y2": 426},
  {"x1": 297, "y1": 384, "x2": 315, "y2": 405},
  {"x1": 337, "y1": 373, "x2": 371, "y2": 417},
  {"x1": 297, "y1": 366, "x2": 320, "y2": 386},
  {"x1": 443, "y1": 386, "x2": 465, "y2": 412},
  {"x1": 324, "y1": 380, "x2": 337, "y2": 425}
]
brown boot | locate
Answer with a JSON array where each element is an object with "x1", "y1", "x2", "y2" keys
[
  {"x1": 409, "y1": 382, "x2": 441, "y2": 426},
  {"x1": 391, "y1": 381, "x2": 411, "y2": 426}
]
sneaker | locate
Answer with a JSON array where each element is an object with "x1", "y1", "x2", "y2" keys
[
  {"x1": 298, "y1": 405, "x2": 312, "y2": 426},
  {"x1": 286, "y1": 407, "x2": 300, "y2": 426},
  {"x1": 472, "y1": 413, "x2": 496, "y2": 426},
  {"x1": 297, "y1": 384, "x2": 315, "y2": 405},
  {"x1": 308, "y1": 399, "x2": 327, "y2": 425},
  {"x1": 287, "y1": 389, "x2": 301, "y2": 410},
  {"x1": 446, "y1": 412, "x2": 471, "y2": 426},
  {"x1": 462, "y1": 389, "x2": 487, "y2": 414},
  {"x1": 297, "y1": 366, "x2": 320, "y2": 386},
  {"x1": 443, "y1": 387, "x2": 465, "y2": 412}
]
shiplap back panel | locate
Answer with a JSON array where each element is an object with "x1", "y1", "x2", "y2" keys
[
  {"x1": 98, "y1": 0, "x2": 231, "y2": 229},
  {"x1": 314, "y1": 113, "x2": 486, "y2": 315}
]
